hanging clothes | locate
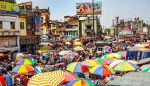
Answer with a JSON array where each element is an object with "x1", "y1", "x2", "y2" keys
[
  {"x1": 5, "y1": 74, "x2": 13, "y2": 86},
  {"x1": 0, "y1": 76, "x2": 6, "y2": 86}
]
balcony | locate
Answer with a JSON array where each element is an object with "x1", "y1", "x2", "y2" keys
[
  {"x1": 85, "y1": 29, "x2": 94, "y2": 32},
  {"x1": 0, "y1": 29, "x2": 20, "y2": 36}
]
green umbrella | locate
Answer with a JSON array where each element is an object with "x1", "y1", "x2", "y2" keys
[{"x1": 142, "y1": 67, "x2": 150, "y2": 72}]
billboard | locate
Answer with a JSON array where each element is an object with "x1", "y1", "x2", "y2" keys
[
  {"x1": 76, "y1": 1, "x2": 102, "y2": 15},
  {"x1": 0, "y1": 1, "x2": 19, "y2": 12},
  {"x1": 34, "y1": 15, "x2": 42, "y2": 35},
  {"x1": 18, "y1": 2, "x2": 32, "y2": 12}
]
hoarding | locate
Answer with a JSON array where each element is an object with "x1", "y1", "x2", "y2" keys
[
  {"x1": 76, "y1": 1, "x2": 102, "y2": 15},
  {"x1": 35, "y1": 15, "x2": 42, "y2": 35},
  {"x1": 0, "y1": 1, "x2": 19, "y2": 12},
  {"x1": 18, "y1": 2, "x2": 32, "y2": 12}
]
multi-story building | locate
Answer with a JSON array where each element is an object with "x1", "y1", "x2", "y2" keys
[
  {"x1": 50, "y1": 21, "x2": 66, "y2": 39},
  {"x1": 64, "y1": 16, "x2": 78, "y2": 38},
  {"x1": 78, "y1": 16, "x2": 99, "y2": 37},
  {"x1": 18, "y1": 2, "x2": 42, "y2": 53},
  {"x1": 0, "y1": 1, "x2": 20, "y2": 52},
  {"x1": 40, "y1": 8, "x2": 50, "y2": 35}
]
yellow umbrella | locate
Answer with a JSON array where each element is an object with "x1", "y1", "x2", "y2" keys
[
  {"x1": 74, "y1": 46, "x2": 84, "y2": 51},
  {"x1": 81, "y1": 60, "x2": 100, "y2": 67},
  {"x1": 28, "y1": 70, "x2": 65, "y2": 86},
  {"x1": 74, "y1": 42, "x2": 83, "y2": 46}
]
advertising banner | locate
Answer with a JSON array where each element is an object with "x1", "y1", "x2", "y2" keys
[
  {"x1": 0, "y1": 1, "x2": 19, "y2": 12},
  {"x1": 35, "y1": 15, "x2": 42, "y2": 35},
  {"x1": 76, "y1": 1, "x2": 102, "y2": 15}
]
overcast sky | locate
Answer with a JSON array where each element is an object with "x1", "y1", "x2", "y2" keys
[{"x1": 16, "y1": 0, "x2": 150, "y2": 27}]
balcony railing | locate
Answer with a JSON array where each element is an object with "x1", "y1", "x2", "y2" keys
[
  {"x1": 0, "y1": 30, "x2": 20, "y2": 36},
  {"x1": 85, "y1": 29, "x2": 94, "y2": 32}
]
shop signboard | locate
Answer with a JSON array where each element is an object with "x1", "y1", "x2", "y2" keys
[
  {"x1": 76, "y1": 1, "x2": 102, "y2": 15},
  {"x1": 0, "y1": 1, "x2": 19, "y2": 12}
]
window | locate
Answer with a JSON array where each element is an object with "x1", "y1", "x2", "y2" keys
[
  {"x1": 10, "y1": 22, "x2": 15, "y2": 29},
  {"x1": 0, "y1": 21, "x2": 2, "y2": 29},
  {"x1": 20, "y1": 22, "x2": 24, "y2": 29},
  {"x1": 86, "y1": 25, "x2": 91, "y2": 29}
]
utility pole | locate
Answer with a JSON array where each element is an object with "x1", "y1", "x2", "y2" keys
[
  {"x1": 116, "y1": 16, "x2": 119, "y2": 39},
  {"x1": 92, "y1": 0, "x2": 95, "y2": 38}
]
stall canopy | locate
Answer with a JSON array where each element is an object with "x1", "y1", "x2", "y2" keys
[{"x1": 118, "y1": 28, "x2": 133, "y2": 36}]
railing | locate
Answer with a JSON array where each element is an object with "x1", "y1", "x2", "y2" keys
[{"x1": 0, "y1": 30, "x2": 20, "y2": 36}]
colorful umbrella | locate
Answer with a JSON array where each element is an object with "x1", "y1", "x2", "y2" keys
[
  {"x1": 102, "y1": 53, "x2": 121, "y2": 60},
  {"x1": 64, "y1": 71, "x2": 76, "y2": 84},
  {"x1": 15, "y1": 59, "x2": 36, "y2": 65},
  {"x1": 66, "y1": 62, "x2": 89, "y2": 73},
  {"x1": 74, "y1": 46, "x2": 84, "y2": 51},
  {"x1": 109, "y1": 60, "x2": 124, "y2": 68},
  {"x1": 12, "y1": 65, "x2": 34, "y2": 75},
  {"x1": 140, "y1": 64, "x2": 150, "y2": 70},
  {"x1": 81, "y1": 60, "x2": 100, "y2": 67},
  {"x1": 90, "y1": 65, "x2": 115, "y2": 76},
  {"x1": 28, "y1": 70, "x2": 65, "y2": 86},
  {"x1": 95, "y1": 58, "x2": 110, "y2": 65},
  {"x1": 66, "y1": 78, "x2": 95, "y2": 86},
  {"x1": 114, "y1": 62, "x2": 139, "y2": 72},
  {"x1": 141, "y1": 67, "x2": 150, "y2": 72},
  {"x1": 117, "y1": 51, "x2": 126, "y2": 58}
]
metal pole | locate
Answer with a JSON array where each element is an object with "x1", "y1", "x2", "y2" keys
[
  {"x1": 92, "y1": 0, "x2": 95, "y2": 38},
  {"x1": 116, "y1": 16, "x2": 119, "y2": 39}
]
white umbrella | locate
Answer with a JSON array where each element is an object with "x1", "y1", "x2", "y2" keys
[
  {"x1": 65, "y1": 42, "x2": 71, "y2": 45},
  {"x1": 16, "y1": 53, "x2": 24, "y2": 59},
  {"x1": 74, "y1": 46, "x2": 84, "y2": 51}
]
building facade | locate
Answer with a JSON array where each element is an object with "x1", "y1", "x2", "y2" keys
[
  {"x1": 40, "y1": 8, "x2": 50, "y2": 35},
  {"x1": 0, "y1": 1, "x2": 20, "y2": 52}
]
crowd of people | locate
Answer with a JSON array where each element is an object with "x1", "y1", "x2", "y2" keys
[{"x1": 0, "y1": 37, "x2": 149, "y2": 86}]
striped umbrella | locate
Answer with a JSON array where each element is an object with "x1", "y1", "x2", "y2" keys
[
  {"x1": 12, "y1": 65, "x2": 34, "y2": 75},
  {"x1": 142, "y1": 67, "x2": 150, "y2": 72},
  {"x1": 114, "y1": 61, "x2": 140, "y2": 72},
  {"x1": 28, "y1": 70, "x2": 65, "y2": 86},
  {"x1": 67, "y1": 62, "x2": 89, "y2": 73},
  {"x1": 15, "y1": 59, "x2": 36, "y2": 65},
  {"x1": 66, "y1": 78, "x2": 95, "y2": 86},
  {"x1": 90, "y1": 65, "x2": 115, "y2": 76}
]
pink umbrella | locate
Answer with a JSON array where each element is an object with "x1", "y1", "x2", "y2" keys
[{"x1": 64, "y1": 71, "x2": 76, "y2": 84}]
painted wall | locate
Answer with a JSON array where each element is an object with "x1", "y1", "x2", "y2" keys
[{"x1": 19, "y1": 16, "x2": 27, "y2": 36}]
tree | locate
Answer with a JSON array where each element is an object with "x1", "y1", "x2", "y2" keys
[{"x1": 96, "y1": 16, "x2": 102, "y2": 37}]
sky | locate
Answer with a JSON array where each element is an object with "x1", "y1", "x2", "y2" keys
[{"x1": 16, "y1": 0, "x2": 150, "y2": 27}]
